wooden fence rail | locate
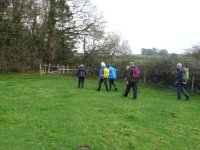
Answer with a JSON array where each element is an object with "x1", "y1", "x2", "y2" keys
[{"x1": 39, "y1": 64, "x2": 76, "y2": 75}]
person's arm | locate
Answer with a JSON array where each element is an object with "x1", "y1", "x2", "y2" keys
[
  {"x1": 99, "y1": 67, "x2": 103, "y2": 79},
  {"x1": 76, "y1": 69, "x2": 79, "y2": 77},
  {"x1": 174, "y1": 68, "x2": 182, "y2": 84},
  {"x1": 177, "y1": 69, "x2": 182, "y2": 80},
  {"x1": 125, "y1": 69, "x2": 130, "y2": 84},
  {"x1": 114, "y1": 68, "x2": 117, "y2": 78}
]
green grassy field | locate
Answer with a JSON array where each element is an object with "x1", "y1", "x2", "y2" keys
[{"x1": 0, "y1": 74, "x2": 200, "y2": 150}]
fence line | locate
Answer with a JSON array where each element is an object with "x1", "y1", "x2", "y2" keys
[
  {"x1": 39, "y1": 64, "x2": 199, "y2": 92},
  {"x1": 39, "y1": 64, "x2": 76, "y2": 75}
]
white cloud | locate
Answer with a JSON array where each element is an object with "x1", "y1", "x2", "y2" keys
[{"x1": 91, "y1": 0, "x2": 200, "y2": 54}]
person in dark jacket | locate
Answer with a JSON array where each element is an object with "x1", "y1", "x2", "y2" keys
[
  {"x1": 76, "y1": 64, "x2": 86, "y2": 88},
  {"x1": 176, "y1": 63, "x2": 189, "y2": 100},
  {"x1": 122, "y1": 62, "x2": 138, "y2": 100},
  {"x1": 108, "y1": 64, "x2": 117, "y2": 91},
  {"x1": 96, "y1": 62, "x2": 108, "y2": 91},
  {"x1": 123, "y1": 65, "x2": 130, "y2": 83}
]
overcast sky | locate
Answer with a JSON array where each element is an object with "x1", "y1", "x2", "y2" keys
[{"x1": 91, "y1": 0, "x2": 200, "y2": 54}]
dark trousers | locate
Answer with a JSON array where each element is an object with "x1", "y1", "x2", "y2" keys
[
  {"x1": 78, "y1": 77, "x2": 85, "y2": 88},
  {"x1": 98, "y1": 78, "x2": 108, "y2": 91},
  {"x1": 124, "y1": 81, "x2": 137, "y2": 99},
  {"x1": 109, "y1": 79, "x2": 117, "y2": 90},
  {"x1": 177, "y1": 81, "x2": 189, "y2": 99}
]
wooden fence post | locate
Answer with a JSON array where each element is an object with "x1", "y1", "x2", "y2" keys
[
  {"x1": 191, "y1": 76, "x2": 195, "y2": 93},
  {"x1": 48, "y1": 63, "x2": 51, "y2": 73},
  {"x1": 39, "y1": 64, "x2": 42, "y2": 75},
  {"x1": 57, "y1": 64, "x2": 59, "y2": 74},
  {"x1": 67, "y1": 65, "x2": 69, "y2": 74},
  {"x1": 63, "y1": 65, "x2": 65, "y2": 74},
  {"x1": 43, "y1": 65, "x2": 45, "y2": 74},
  {"x1": 143, "y1": 69, "x2": 147, "y2": 83},
  {"x1": 44, "y1": 63, "x2": 47, "y2": 74}
]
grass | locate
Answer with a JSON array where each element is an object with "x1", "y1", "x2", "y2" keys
[{"x1": 0, "y1": 74, "x2": 200, "y2": 150}]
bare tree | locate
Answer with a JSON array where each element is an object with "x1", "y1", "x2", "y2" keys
[
  {"x1": 98, "y1": 32, "x2": 132, "y2": 61},
  {"x1": 186, "y1": 44, "x2": 200, "y2": 60}
]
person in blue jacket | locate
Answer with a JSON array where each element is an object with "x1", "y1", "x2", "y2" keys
[
  {"x1": 176, "y1": 63, "x2": 189, "y2": 100},
  {"x1": 108, "y1": 64, "x2": 117, "y2": 91},
  {"x1": 96, "y1": 62, "x2": 108, "y2": 91}
]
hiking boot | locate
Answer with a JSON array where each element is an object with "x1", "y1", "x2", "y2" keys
[
  {"x1": 133, "y1": 97, "x2": 137, "y2": 100},
  {"x1": 115, "y1": 88, "x2": 117, "y2": 91},
  {"x1": 96, "y1": 89, "x2": 100, "y2": 91},
  {"x1": 186, "y1": 95, "x2": 189, "y2": 100}
]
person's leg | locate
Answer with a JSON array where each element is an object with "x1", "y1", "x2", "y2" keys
[
  {"x1": 110, "y1": 79, "x2": 115, "y2": 90},
  {"x1": 182, "y1": 84, "x2": 189, "y2": 100},
  {"x1": 133, "y1": 82, "x2": 137, "y2": 99},
  {"x1": 104, "y1": 78, "x2": 108, "y2": 91},
  {"x1": 112, "y1": 79, "x2": 117, "y2": 91},
  {"x1": 109, "y1": 79, "x2": 112, "y2": 90},
  {"x1": 177, "y1": 81, "x2": 182, "y2": 100},
  {"x1": 123, "y1": 82, "x2": 131, "y2": 97},
  {"x1": 81, "y1": 77, "x2": 84, "y2": 88},
  {"x1": 78, "y1": 77, "x2": 81, "y2": 88},
  {"x1": 97, "y1": 79, "x2": 103, "y2": 91}
]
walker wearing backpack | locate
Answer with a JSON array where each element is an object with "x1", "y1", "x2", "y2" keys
[
  {"x1": 176, "y1": 63, "x2": 189, "y2": 100},
  {"x1": 97, "y1": 62, "x2": 109, "y2": 91},
  {"x1": 76, "y1": 64, "x2": 86, "y2": 88},
  {"x1": 123, "y1": 62, "x2": 138, "y2": 99}
]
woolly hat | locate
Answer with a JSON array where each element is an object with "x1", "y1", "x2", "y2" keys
[
  {"x1": 129, "y1": 62, "x2": 135, "y2": 67},
  {"x1": 101, "y1": 62, "x2": 106, "y2": 67},
  {"x1": 80, "y1": 64, "x2": 84, "y2": 68},
  {"x1": 176, "y1": 63, "x2": 182, "y2": 68}
]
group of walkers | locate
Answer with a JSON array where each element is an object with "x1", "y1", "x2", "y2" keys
[
  {"x1": 76, "y1": 61, "x2": 139, "y2": 100},
  {"x1": 96, "y1": 62, "x2": 117, "y2": 92},
  {"x1": 76, "y1": 62, "x2": 118, "y2": 91},
  {"x1": 76, "y1": 61, "x2": 190, "y2": 100}
]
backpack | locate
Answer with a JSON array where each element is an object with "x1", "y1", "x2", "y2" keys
[
  {"x1": 132, "y1": 67, "x2": 140, "y2": 79},
  {"x1": 79, "y1": 69, "x2": 85, "y2": 77},
  {"x1": 103, "y1": 68, "x2": 109, "y2": 78},
  {"x1": 182, "y1": 67, "x2": 189, "y2": 81}
]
